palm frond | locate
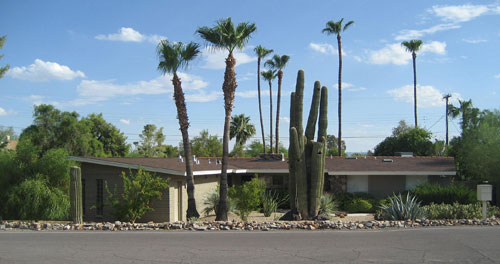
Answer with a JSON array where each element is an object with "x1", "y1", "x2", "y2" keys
[
  {"x1": 254, "y1": 45, "x2": 274, "y2": 59},
  {"x1": 401, "y1": 39, "x2": 423, "y2": 53},
  {"x1": 157, "y1": 40, "x2": 200, "y2": 74},
  {"x1": 265, "y1": 54, "x2": 290, "y2": 71},
  {"x1": 343, "y1": 20, "x2": 355, "y2": 31},
  {"x1": 261, "y1": 69, "x2": 277, "y2": 81},
  {"x1": 197, "y1": 17, "x2": 256, "y2": 53}
]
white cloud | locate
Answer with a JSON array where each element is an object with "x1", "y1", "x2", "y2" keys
[
  {"x1": 0, "y1": 107, "x2": 7, "y2": 116},
  {"x1": 309, "y1": 43, "x2": 338, "y2": 55},
  {"x1": 74, "y1": 72, "x2": 209, "y2": 106},
  {"x1": 7, "y1": 59, "x2": 85, "y2": 81},
  {"x1": 95, "y1": 27, "x2": 166, "y2": 44},
  {"x1": 200, "y1": 48, "x2": 256, "y2": 70},
  {"x1": 430, "y1": 4, "x2": 489, "y2": 22},
  {"x1": 237, "y1": 72, "x2": 255, "y2": 82},
  {"x1": 235, "y1": 89, "x2": 270, "y2": 98},
  {"x1": 280, "y1": 117, "x2": 290, "y2": 124},
  {"x1": 368, "y1": 41, "x2": 446, "y2": 65},
  {"x1": 395, "y1": 23, "x2": 461, "y2": 41},
  {"x1": 462, "y1": 39, "x2": 487, "y2": 44},
  {"x1": 185, "y1": 91, "x2": 220, "y2": 103},
  {"x1": 494, "y1": 74, "x2": 500, "y2": 79},
  {"x1": 119, "y1": 119, "x2": 130, "y2": 125},
  {"x1": 334, "y1": 82, "x2": 366, "y2": 92},
  {"x1": 387, "y1": 85, "x2": 461, "y2": 107}
]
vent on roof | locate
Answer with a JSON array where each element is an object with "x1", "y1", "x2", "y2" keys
[
  {"x1": 395, "y1": 152, "x2": 413, "y2": 157},
  {"x1": 208, "y1": 159, "x2": 211, "y2": 164},
  {"x1": 383, "y1": 159, "x2": 393, "y2": 162},
  {"x1": 178, "y1": 155, "x2": 184, "y2": 163},
  {"x1": 346, "y1": 157, "x2": 357, "y2": 160}
]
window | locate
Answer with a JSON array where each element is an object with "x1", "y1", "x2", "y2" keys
[
  {"x1": 96, "y1": 179, "x2": 103, "y2": 216},
  {"x1": 82, "y1": 179, "x2": 86, "y2": 215}
]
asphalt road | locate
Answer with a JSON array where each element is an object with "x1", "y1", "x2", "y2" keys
[{"x1": 1, "y1": 227, "x2": 499, "y2": 264}]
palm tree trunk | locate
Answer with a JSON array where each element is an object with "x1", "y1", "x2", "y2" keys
[
  {"x1": 337, "y1": 34, "x2": 343, "y2": 157},
  {"x1": 172, "y1": 73, "x2": 199, "y2": 219},
  {"x1": 413, "y1": 52, "x2": 418, "y2": 128},
  {"x1": 216, "y1": 52, "x2": 237, "y2": 221},
  {"x1": 275, "y1": 70, "x2": 283, "y2": 153},
  {"x1": 257, "y1": 58, "x2": 266, "y2": 153},
  {"x1": 269, "y1": 79, "x2": 273, "y2": 154}
]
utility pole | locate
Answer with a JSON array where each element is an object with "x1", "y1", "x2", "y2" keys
[{"x1": 443, "y1": 94, "x2": 451, "y2": 146}]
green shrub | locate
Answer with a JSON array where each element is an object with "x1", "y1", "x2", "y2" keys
[
  {"x1": 422, "y1": 202, "x2": 500, "y2": 219},
  {"x1": 318, "y1": 193, "x2": 337, "y2": 216},
  {"x1": 228, "y1": 178, "x2": 265, "y2": 221},
  {"x1": 334, "y1": 192, "x2": 376, "y2": 211},
  {"x1": 105, "y1": 168, "x2": 169, "y2": 223},
  {"x1": 202, "y1": 186, "x2": 235, "y2": 216},
  {"x1": 7, "y1": 178, "x2": 70, "y2": 220},
  {"x1": 411, "y1": 183, "x2": 476, "y2": 205},
  {"x1": 345, "y1": 198, "x2": 373, "y2": 213},
  {"x1": 379, "y1": 193, "x2": 425, "y2": 220},
  {"x1": 261, "y1": 189, "x2": 288, "y2": 217}
]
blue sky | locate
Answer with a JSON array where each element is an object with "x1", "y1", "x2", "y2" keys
[{"x1": 1, "y1": 0, "x2": 500, "y2": 152}]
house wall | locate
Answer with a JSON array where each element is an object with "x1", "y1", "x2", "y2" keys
[
  {"x1": 368, "y1": 175, "x2": 406, "y2": 199},
  {"x1": 193, "y1": 174, "x2": 219, "y2": 218},
  {"x1": 406, "y1": 175, "x2": 428, "y2": 190},
  {"x1": 347, "y1": 175, "x2": 369, "y2": 193}
]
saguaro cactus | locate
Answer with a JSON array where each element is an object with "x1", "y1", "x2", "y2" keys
[
  {"x1": 70, "y1": 166, "x2": 83, "y2": 224},
  {"x1": 288, "y1": 70, "x2": 328, "y2": 219}
]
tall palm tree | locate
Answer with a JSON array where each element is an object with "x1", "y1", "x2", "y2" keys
[
  {"x1": 261, "y1": 69, "x2": 277, "y2": 153},
  {"x1": 264, "y1": 54, "x2": 290, "y2": 153},
  {"x1": 230, "y1": 114, "x2": 256, "y2": 153},
  {"x1": 157, "y1": 39, "x2": 201, "y2": 219},
  {"x1": 401, "y1": 39, "x2": 423, "y2": 128},
  {"x1": 449, "y1": 99, "x2": 480, "y2": 132},
  {"x1": 322, "y1": 18, "x2": 354, "y2": 156},
  {"x1": 197, "y1": 18, "x2": 256, "y2": 221},
  {"x1": 254, "y1": 46, "x2": 273, "y2": 153}
]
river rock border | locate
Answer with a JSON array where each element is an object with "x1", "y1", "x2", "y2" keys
[{"x1": 1, "y1": 218, "x2": 499, "y2": 231}]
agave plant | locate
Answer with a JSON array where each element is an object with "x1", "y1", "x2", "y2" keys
[
  {"x1": 261, "y1": 190, "x2": 289, "y2": 217},
  {"x1": 379, "y1": 193, "x2": 425, "y2": 221},
  {"x1": 318, "y1": 193, "x2": 337, "y2": 216}
]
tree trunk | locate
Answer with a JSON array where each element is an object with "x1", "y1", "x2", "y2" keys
[
  {"x1": 216, "y1": 52, "x2": 237, "y2": 221},
  {"x1": 269, "y1": 79, "x2": 273, "y2": 154},
  {"x1": 413, "y1": 52, "x2": 418, "y2": 128},
  {"x1": 275, "y1": 70, "x2": 283, "y2": 153},
  {"x1": 337, "y1": 34, "x2": 343, "y2": 157},
  {"x1": 172, "y1": 73, "x2": 199, "y2": 219},
  {"x1": 257, "y1": 58, "x2": 266, "y2": 153}
]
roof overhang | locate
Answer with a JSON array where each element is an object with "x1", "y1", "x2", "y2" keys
[{"x1": 328, "y1": 171, "x2": 456, "y2": 176}]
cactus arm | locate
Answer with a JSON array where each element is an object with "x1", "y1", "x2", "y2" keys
[
  {"x1": 318, "y1": 86, "x2": 328, "y2": 142},
  {"x1": 305, "y1": 81, "x2": 321, "y2": 141},
  {"x1": 309, "y1": 141, "x2": 325, "y2": 217},
  {"x1": 295, "y1": 70, "x2": 304, "y2": 137}
]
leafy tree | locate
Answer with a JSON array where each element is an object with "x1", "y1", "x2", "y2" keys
[
  {"x1": 449, "y1": 99, "x2": 481, "y2": 132},
  {"x1": 105, "y1": 168, "x2": 169, "y2": 223},
  {"x1": 261, "y1": 69, "x2": 277, "y2": 153},
  {"x1": 228, "y1": 177, "x2": 264, "y2": 221},
  {"x1": 0, "y1": 126, "x2": 18, "y2": 149},
  {"x1": 374, "y1": 127, "x2": 435, "y2": 156},
  {"x1": 254, "y1": 45, "x2": 274, "y2": 153},
  {"x1": 243, "y1": 140, "x2": 288, "y2": 157},
  {"x1": 401, "y1": 39, "x2": 423, "y2": 127},
  {"x1": 323, "y1": 19, "x2": 355, "y2": 156},
  {"x1": 81, "y1": 113, "x2": 129, "y2": 157},
  {"x1": 134, "y1": 124, "x2": 167, "y2": 157},
  {"x1": 326, "y1": 135, "x2": 346, "y2": 156},
  {"x1": 6, "y1": 178, "x2": 70, "y2": 221},
  {"x1": 197, "y1": 17, "x2": 256, "y2": 221},
  {"x1": 0, "y1": 35, "x2": 9, "y2": 79},
  {"x1": 392, "y1": 120, "x2": 413, "y2": 136},
  {"x1": 230, "y1": 114, "x2": 256, "y2": 154},
  {"x1": 189, "y1": 130, "x2": 222, "y2": 157},
  {"x1": 157, "y1": 39, "x2": 201, "y2": 219},
  {"x1": 264, "y1": 54, "x2": 290, "y2": 153}
]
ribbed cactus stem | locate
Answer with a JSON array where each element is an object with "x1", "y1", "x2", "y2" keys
[
  {"x1": 70, "y1": 166, "x2": 83, "y2": 224},
  {"x1": 318, "y1": 86, "x2": 328, "y2": 142},
  {"x1": 305, "y1": 81, "x2": 321, "y2": 140}
]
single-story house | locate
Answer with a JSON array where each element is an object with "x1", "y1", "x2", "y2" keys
[{"x1": 68, "y1": 155, "x2": 456, "y2": 222}]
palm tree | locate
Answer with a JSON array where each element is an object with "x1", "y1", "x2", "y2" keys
[
  {"x1": 254, "y1": 46, "x2": 273, "y2": 154},
  {"x1": 261, "y1": 69, "x2": 277, "y2": 153},
  {"x1": 449, "y1": 99, "x2": 480, "y2": 132},
  {"x1": 157, "y1": 39, "x2": 201, "y2": 219},
  {"x1": 230, "y1": 114, "x2": 256, "y2": 153},
  {"x1": 322, "y1": 18, "x2": 354, "y2": 157},
  {"x1": 264, "y1": 54, "x2": 290, "y2": 153},
  {"x1": 197, "y1": 18, "x2": 256, "y2": 221},
  {"x1": 401, "y1": 39, "x2": 423, "y2": 128}
]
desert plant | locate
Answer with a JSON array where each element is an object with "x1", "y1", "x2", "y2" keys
[
  {"x1": 228, "y1": 178, "x2": 265, "y2": 221},
  {"x1": 411, "y1": 183, "x2": 476, "y2": 205},
  {"x1": 422, "y1": 202, "x2": 500, "y2": 220},
  {"x1": 345, "y1": 198, "x2": 373, "y2": 213},
  {"x1": 318, "y1": 193, "x2": 337, "y2": 216},
  {"x1": 333, "y1": 192, "x2": 377, "y2": 211},
  {"x1": 261, "y1": 189, "x2": 289, "y2": 217},
  {"x1": 379, "y1": 193, "x2": 425, "y2": 220},
  {"x1": 202, "y1": 186, "x2": 235, "y2": 216}
]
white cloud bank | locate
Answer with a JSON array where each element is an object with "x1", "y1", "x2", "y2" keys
[
  {"x1": 0, "y1": 107, "x2": 7, "y2": 116},
  {"x1": 7, "y1": 59, "x2": 85, "y2": 81},
  {"x1": 309, "y1": 43, "x2": 338, "y2": 55},
  {"x1": 395, "y1": 23, "x2": 460, "y2": 41},
  {"x1": 95, "y1": 27, "x2": 165, "y2": 44},
  {"x1": 333, "y1": 82, "x2": 367, "y2": 92},
  {"x1": 368, "y1": 41, "x2": 446, "y2": 65},
  {"x1": 119, "y1": 119, "x2": 130, "y2": 125},
  {"x1": 387, "y1": 85, "x2": 461, "y2": 107},
  {"x1": 201, "y1": 48, "x2": 256, "y2": 70}
]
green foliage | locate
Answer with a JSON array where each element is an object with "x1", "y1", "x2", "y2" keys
[
  {"x1": 105, "y1": 168, "x2": 169, "y2": 223},
  {"x1": 318, "y1": 193, "x2": 337, "y2": 216},
  {"x1": 189, "y1": 130, "x2": 222, "y2": 157},
  {"x1": 261, "y1": 189, "x2": 289, "y2": 217},
  {"x1": 379, "y1": 193, "x2": 425, "y2": 221},
  {"x1": 345, "y1": 198, "x2": 373, "y2": 213},
  {"x1": 410, "y1": 183, "x2": 476, "y2": 205},
  {"x1": 243, "y1": 140, "x2": 288, "y2": 157},
  {"x1": 333, "y1": 192, "x2": 377, "y2": 211},
  {"x1": 230, "y1": 114, "x2": 256, "y2": 151},
  {"x1": 326, "y1": 135, "x2": 346, "y2": 156},
  {"x1": 0, "y1": 35, "x2": 9, "y2": 79},
  {"x1": 6, "y1": 178, "x2": 69, "y2": 220},
  {"x1": 196, "y1": 17, "x2": 257, "y2": 54},
  {"x1": 202, "y1": 186, "x2": 235, "y2": 216},
  {"x1": 81, "y1": 113, "x2": 129, "y2": 157},
  {"x1": 0, "y1": 126, "x2": 17, "y2": 149},
  {"x1": 132, "y1": 124, "x2": 177, "y2": 157},
  {"x1": 422, "y1": 202, "x2": 500, "y2": 220},
  {"x1": 228, "y1": 178, "x2": 265, "y2": 221},
  {"x1": 374, "y1": 126, "x2": 436, "y2": 156}
]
